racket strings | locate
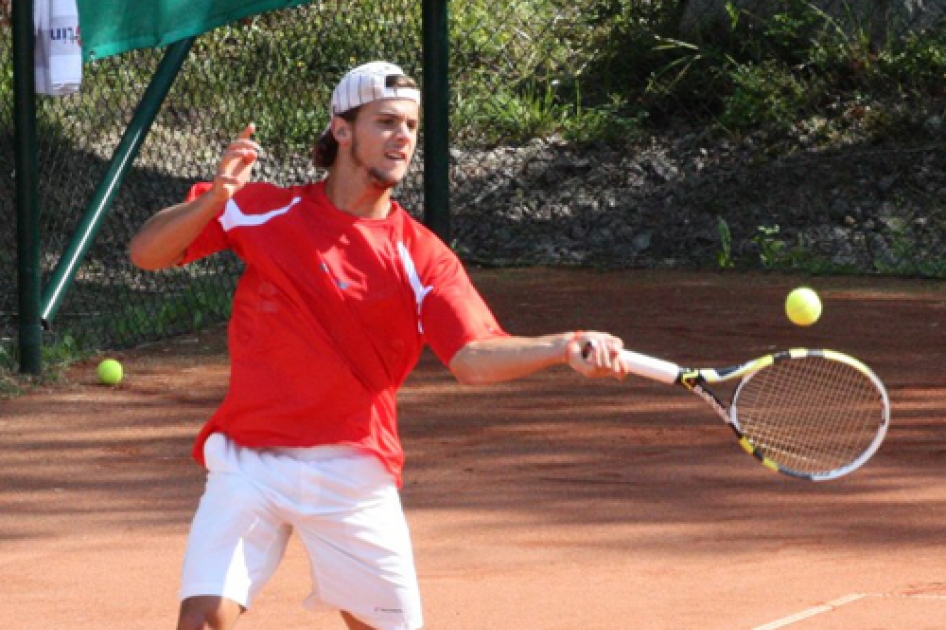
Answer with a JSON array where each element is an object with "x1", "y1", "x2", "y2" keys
[{"x1": 733, "y1": 357, "x2": 884, "y2": 475}]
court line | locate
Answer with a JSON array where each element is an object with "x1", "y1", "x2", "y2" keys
[
  {"x1": 750, "y1": 594, "x2": 867, "y2": 630},
  {"x1": 751, "y1": 591, "x2": 946, "y2": 630}
]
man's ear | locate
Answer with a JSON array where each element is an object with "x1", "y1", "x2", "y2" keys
[{"x1": 333, "y1": 119, "x2": 352, "y2": 145}]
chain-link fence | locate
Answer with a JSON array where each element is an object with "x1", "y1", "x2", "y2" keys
[
  {"x1": 1, "y1": 2, "x2": 429, "y2": 362},
  {"x1": 2, "y1": 0, "x2": 944, "y2": 369}
]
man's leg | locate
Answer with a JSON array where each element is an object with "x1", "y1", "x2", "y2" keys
[
  {"x1": 292, "y1": 450, "x2": 423, "y2": 629},
  {"x1": 178, "y1": 436, "x2": 291, "y2": 627},
  {"x1": 342, "y1": 610, "x2": 378, "y2": 630},
  {"x1": 177, "y1": 596, "x2": 244, "y2": 630}
]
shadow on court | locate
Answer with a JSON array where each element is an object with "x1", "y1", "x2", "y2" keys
[{"x1": 2, "y1": 268, "x2": 944, "y2": 629}]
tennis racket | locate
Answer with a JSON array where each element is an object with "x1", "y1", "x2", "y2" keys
[{"x1": 607, "y1": 347, "x2": 890, "y2": 481}]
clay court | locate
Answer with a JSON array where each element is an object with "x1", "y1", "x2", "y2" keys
[{"x1": 2, "y1": 268, "x2": 945, "y2": 629}]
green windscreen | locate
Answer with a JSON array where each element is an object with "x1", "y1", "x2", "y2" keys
[{"x1": 76, "y1": 0, "x2": 315, "y2": 60}]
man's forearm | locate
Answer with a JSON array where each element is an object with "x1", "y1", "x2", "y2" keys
[
  {"x1": 129, "y1": 189, "x2": 227, "y2": 270},
  {"x1": 448, "y1": 334, "x2": 572, "y2": 385}
]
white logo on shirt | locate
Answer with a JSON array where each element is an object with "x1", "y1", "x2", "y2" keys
[
  {"x1": 397, "y1": 241, "x2": 432, "y2": 334},
  {"x1": 219, "y1": 197, "x2": 301, "y2": 232}
]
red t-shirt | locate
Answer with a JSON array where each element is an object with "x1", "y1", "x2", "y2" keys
[{"x1": 180, "y1": 181, "x2": 506, "y2": 485}]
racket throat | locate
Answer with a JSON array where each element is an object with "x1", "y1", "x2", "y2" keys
[{"x1": 689, "y1": 382, "x2": 730, "y2": 423}]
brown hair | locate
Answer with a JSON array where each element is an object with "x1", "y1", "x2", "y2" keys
[
  {"x1": 313, "y1": 109, "x2": 357, "y2": 169},
  {"x1": 313, "y1": 75, "x2": 419, "y2": 169}
]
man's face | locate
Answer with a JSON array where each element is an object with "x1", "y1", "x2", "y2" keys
[{"x1": 341, "y1": 98, "x2": 420, "y2": 190}]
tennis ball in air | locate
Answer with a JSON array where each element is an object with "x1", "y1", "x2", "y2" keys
[
  {"x1": 785, "y1": 287, "x2": 822, "y2": 326},
  {"x1": 97, "y1": 358, "x2": 123, "y2": 386}
]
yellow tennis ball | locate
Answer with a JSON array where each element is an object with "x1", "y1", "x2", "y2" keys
[
  {"x1": 785, "y1": 287, "x2": 822, "y2": 326},
  {"x1": 97, "y1": 358, "x2": 123, "y2": 385}
]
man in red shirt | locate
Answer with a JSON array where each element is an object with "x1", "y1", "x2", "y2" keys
[{"x1": 130, "y1": 61, "x2": 629, "y2": 630}]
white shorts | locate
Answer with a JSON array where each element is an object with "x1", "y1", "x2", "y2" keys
[{"x1": 179, "y1": 433, "x2": 423, "y2": 630}]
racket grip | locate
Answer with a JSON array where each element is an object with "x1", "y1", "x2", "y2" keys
[{"x1": 619, "y1": 349, "x2": 681, "y2": 385}]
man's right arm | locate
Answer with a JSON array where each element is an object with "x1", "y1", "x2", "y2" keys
[
  {"x1": 129, "y1": 123, "x2": 259, "y2": 271},
  {"x1": 128, "y1": 188, "x2": 229, "y2": 270}
]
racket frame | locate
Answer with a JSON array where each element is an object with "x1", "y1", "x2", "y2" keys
[{"x1": 619, "y1": 348, "x2": 891, "y2": 481}]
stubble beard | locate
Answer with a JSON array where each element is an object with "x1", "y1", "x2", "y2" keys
[{"x1": 352, "y1": 136, "x2": 403, "y2": 191}]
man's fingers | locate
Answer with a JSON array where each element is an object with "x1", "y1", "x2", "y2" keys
[
  {"x1": 226, "y1": 140, "x2": 261, "y2": 154},
  {"x1": 238, "y1": 122, "x2": 256, "y2": 140},
  {"x1": 211, "y1": 126, "x2": 260, "y2": 200},
  {"x1": 214, "y1": 175, "x2": 241, "y2": 189},
  {"x1": 218, "y1": 148, "x2": 258, "y2": 176},
  {"x1": 576, "y1": 335, "x2": 628, "y2": 379},
  {"x1": 224, "y1": 124, "x2": 260, "y2": 166},
  {"x1": 224, "y1": 147, "x2": 258, "y2": 159},
  {"x1": 231, "y1": 148, "x2": 259, "y2": 164}
]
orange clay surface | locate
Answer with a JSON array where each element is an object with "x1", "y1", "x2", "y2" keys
[{"x1": 2, "y1": 268, "x2": 945, "y2": 629}]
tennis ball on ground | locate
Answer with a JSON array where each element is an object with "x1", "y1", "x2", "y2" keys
[
  {"x1": 97, "y1": 358, "x2": 123, "y2": 385},
  {"x1": 785, "y1": 287, "x2": 822, "y2": 326}
]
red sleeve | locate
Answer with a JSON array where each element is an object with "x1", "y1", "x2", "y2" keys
[
  {"x1": 178, "y1": 182, "x2": 229, "y2": 265},
  {"x1": 421, "y1": 256, "x2": 508, "y2": 366}
]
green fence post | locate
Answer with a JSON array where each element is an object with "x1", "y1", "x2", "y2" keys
[
  {"x1": 41, "y1": 37, "x2": 195, "y2": 326},
  {"x1": 422, "y1": 0, "x2": 450, "y2": 243},
  {"x1": 13, "y1": 0, "x2": 42, "y2": 374}
]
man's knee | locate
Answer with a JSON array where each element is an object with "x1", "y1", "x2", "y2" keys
[
  {"x1": 341, "y1": 610, "x2": 379, "y2": 630},
  {"x1": 177, "y1": 596, "x2": 243, "y2": 630}
]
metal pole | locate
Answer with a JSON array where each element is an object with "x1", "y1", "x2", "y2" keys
[
  {"x1": 41, "y1": 37, "x2": 195, "y2": 326},
  {"x1": 13, "y1": 0, "x2": 42, "y2": 374},
  {"x1": 422, "y1": 0, "x2": 451, "y2": 243}
]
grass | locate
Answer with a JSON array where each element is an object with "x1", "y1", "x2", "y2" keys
[
  {"x1": 6, "y1": 1, "x2": 941, "y2": 149},
  {"x1": 0, "y1": 278, "x2": 232, "y2": 395},
  {"x1": 712, "y1": 217, "x2": 946, "y2": 278},
  {"x1": 0, "y1": 334, "x2": 83, "y2": 397}
]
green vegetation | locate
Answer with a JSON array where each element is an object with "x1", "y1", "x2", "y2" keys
[
  {"x1": 576, "y1": 0, "x2": 944, "y2": 141},
  {"x1": 0, "y1": 334, "x2": 83, "y2": 397},
  {"x1": 716, "y1": 217, "x2": 735, "y2": 269},
  {"x1": 20, "y1": 0, "x2": 935, "y2": 149},
  {"x1": 875, "y1": 224, "x2": 946, "y2": 277},
  {"x1": 2, "y1": 0, "x2": 943, "y2": 387},
  {"x1": 109, "y1": 280, "x2": 233, "y2": 347},
  {"x1": 0, "y1": 278, "x2": 232, "y2": 394}
]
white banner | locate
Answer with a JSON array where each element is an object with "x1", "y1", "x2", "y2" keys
[{"x1": 34, "y1": 0, "x2": 83, "y2": 96}]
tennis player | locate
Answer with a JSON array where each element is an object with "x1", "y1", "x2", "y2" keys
[{"x1": 129, "y1": 61, "x2": 629, "y2": 630}]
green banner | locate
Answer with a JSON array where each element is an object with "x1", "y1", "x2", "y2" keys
[{"x1": 76, "y1": 0, "x2": 314, "y2": 61}]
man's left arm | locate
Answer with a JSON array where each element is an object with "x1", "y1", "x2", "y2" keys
[{"x1": 449, "y1": 331, "x2": 629, "y2": 385}]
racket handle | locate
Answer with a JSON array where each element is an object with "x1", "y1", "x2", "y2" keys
[{"x1": 619, "y1": 349, "x2": 681, "y2": 385}]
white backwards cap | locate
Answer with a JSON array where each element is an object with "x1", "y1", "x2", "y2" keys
[{"x1": 331, "y1": 61, "x2": 420, "y2": 116}]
